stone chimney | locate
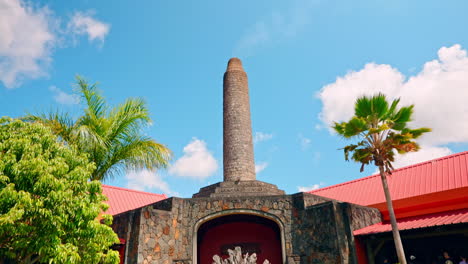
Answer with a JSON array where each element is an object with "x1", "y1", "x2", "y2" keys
[
  {"x1": 223, "y1": 58, "x2": 256, "y2": 182},
  {"x1": 192, "y1": 58, "x2": 284, "y2": 198}
]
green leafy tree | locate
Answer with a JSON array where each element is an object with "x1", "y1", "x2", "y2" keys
[
  {"x1": 333, "y1": 93, "x2": 430, "y2": 264},
  {"x1": 0, "y1": 118, "x2": 119, "y2": 264},
  {"x1": 27, "y1": 77, "x2": 171, "y2": 181}
]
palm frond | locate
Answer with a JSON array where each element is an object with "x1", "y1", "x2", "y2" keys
[
  {"x1": 354, "y1": 96, "x2": 373, "y2": 118},
  {"x1": 23, "y1": 111, "x2": 75, "y2": 142},
  {"x1": 71, "y1": 125, "x2": 108, "y2": 151},
  {"x1": 95, "y1": 136, "x2": 171, "y2": 181},
  {"x1": 344, "y1": 117, "x2": 368, "y2": 137},
  {"x1": 408, "y1": 127, "x2": 431, "y2": 139},
  {"x1": 394, "y1": 142, "x2": 420, "y2": 154},
  {"x1": 370, "y1": 93, "x2": 389, "y2": 119},
  {"x1": 334, "y1": 93, "x2": 431, "y2": 174},
  {"x1": 391, "y1": 105, "x2": 413, "y2": 130},
  {"x1": 355, "y1": 93, "x2": 389, "y2": 120},
  {"x1": 107, "y1": 97, "x2": 151, "y2": 142},
  {"x1": 382, "y1": 98, "x2": 400, "y2": 120},
  {"x1": 29, "y1": 77, "x2": 172, "y2": 182},
  {"x1": 76, "y1": 76, "x2": 107, "y2": 120},
  {"x1": 343, "y1": 144, "x2": 359, "y2": 161},
  {"x1": 333, "y1": 122, "x2": 346, "y2": 135},
  {"x1": 122, "y1": 137, "x2": 172, "y2": 170}
]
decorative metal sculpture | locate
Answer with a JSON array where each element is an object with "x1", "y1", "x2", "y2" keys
[{"x1": 212, "y1": 246, "x2": 270, "y2": 264}]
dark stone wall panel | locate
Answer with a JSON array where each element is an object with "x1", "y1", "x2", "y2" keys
[{"x1": 112, "y1": 193, "x2": 381, "y2": 264}]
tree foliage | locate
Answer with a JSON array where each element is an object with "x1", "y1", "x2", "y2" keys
[
  {"x1": 26, "y1": 77, "x2": 172, "y2": 181},
  {"x1": 333, "y1": 93, "x2": 431, "y2": 173},
  {"x1": 0, "y1": 118, "x2": 119, "y2": 264}
]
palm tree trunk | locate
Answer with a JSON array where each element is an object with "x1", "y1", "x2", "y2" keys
[{"x1": 378, "y1": 166, "x2": 407, "y2": 264}]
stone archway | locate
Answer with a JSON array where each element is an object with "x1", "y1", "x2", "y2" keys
[{"x1": 196, "y1": 213, "x2": 283, "y2": 264}]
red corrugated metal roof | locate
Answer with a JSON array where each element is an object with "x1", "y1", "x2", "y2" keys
[
  {"x1": 310, "y1": 151, "x2": 468, "y2": 206},
  {"x1": 354, "y1": 208, "x2": 468, "y2": 235},
  {"x1": 102, "y1": 185, "x2": 167, "y2": 216}
]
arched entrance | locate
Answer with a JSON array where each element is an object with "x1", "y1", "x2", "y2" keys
[{"x1": 197, "y1": 214, "x2": 282, "y2": 264}]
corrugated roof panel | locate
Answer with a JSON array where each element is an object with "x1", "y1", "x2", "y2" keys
[
  {"x1": 311, "y1": 151, "x2": 468, "y2": 206},
  {"x1": 462, "y1": 154, "x2": 468, "y2": 186},
  {"x1": 102, "y1": 185, "x2": 167, "y2": 216},
  {"x1": 442, "y1": 157, "x2": 449, "y2": 190},
  {"x1": 354, "y1": 208, "x2": 468, "y2": 235}
]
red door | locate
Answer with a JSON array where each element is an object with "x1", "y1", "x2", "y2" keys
[{"x1": 197, "y1": 214, "x2": 282, "y2": 264}]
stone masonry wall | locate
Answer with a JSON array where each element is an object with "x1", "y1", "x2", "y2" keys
[
  {"x1": 347, "y1": 204, "x2": 382, "y2": 231},
  {"x1": 125, "y1": 193, "x2": 381, "y2": 264},
  {"x1": 291, "y1": 201, "x2": 340, "y2": 263},
  {"x1": 137, "y1": 196, "x2": 294, "y2": 264},
  {"x1": 112, "y1": 209, "x2": 142, "y2": 264}
]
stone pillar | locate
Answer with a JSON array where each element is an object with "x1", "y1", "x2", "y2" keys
[
  {"x1": 223, "y1": 58, "x2": 256, "y2": 182},
  {"x1": 192, "y1": 58, "x2": 284, "y2": 198}
]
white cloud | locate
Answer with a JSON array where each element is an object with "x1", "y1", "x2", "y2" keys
[
  {"x1": 401, "y1": 45, "x2": 468, "y2": 146},
  {"x1": 0, "y1": 0, "x2": 55, "y2": 88},
  {"x1": 391, "y1": 146, "x2": 452, "y2": 170},
  {"x1": 234, "y1": 0, "x2": 315, "y2": 57},
  {"x1": 255, "y1": 162, "x2": 268, "y2": 173},
  {"x1": 317, "y1": 63, "x2": 404, "y2": 129},
  {"x1": 0, "y1": 1, "x2": 110, "y2": 89},
  {"x1": 318, "y1": 44, "x2": 468, "y2": 166},
  {"x1": 254, "y1": 132, "x2": 273, "y2": 143},
  {"x1": 49, "y1": 86, "x2": 79, "y2": 105},
  {"x1": 68, "y1": 11, "x2": 110, "y2": 43},
  {"x1": 169, "y1": 138, "x2": 218, "y2": 179},
  {"x1": 298, "y1": 182, "x2": 324, "y2": 192},
  {"x1": 126, "y1": 169, "x2": 177, "y2": 196}
]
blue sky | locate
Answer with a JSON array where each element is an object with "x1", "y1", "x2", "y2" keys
[{"x1": 1, "y1": 0, "x2": 468, "y2": 197}]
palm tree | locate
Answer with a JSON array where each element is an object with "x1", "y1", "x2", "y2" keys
[
  {"x1": 27, "y1": 76, "x2": 171, "y2": 181},
  {"x1": 333, "y1": 93, "x2": 430, "y2": 264}
]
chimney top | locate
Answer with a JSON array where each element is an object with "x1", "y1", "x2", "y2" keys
[{"x1": 226, "y1": 58, "x2": 244, "y2": 72}]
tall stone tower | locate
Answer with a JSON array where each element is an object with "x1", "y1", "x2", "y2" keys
[
  {"x1": 114, "y1": 57, "x2": 378, "y2": 264},
  {"x1": 193, "y1": 58, "x2": 284, "y2": 197},
  {"x1": 223, "y1": 58, "x2": 256, "y2": 182}
]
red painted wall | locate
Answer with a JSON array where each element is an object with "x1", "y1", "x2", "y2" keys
[
  {"x1": 354, "y1": 237, "x2": 368, "y2": 264},
  {"x1": 198, "y1": 215, "x2": 282, "y2": 264}
]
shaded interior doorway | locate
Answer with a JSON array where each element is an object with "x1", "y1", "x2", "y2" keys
[
  {"x1": 367, "y1": 224, "x2": 468, "y2": 264},
  {"x1": 197, "y1": 214, "x2": 282, "y2": 264}
]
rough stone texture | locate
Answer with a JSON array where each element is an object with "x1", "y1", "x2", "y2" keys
[
  {"x1": 192, "y1": 180, "x2": 285, "y2": 198},
  {"x1": 112, "y1": 209, "x2": 141, "y2": 264},
  {"x1": 347, "y1": 203, "x2": 382, "y2": 232},
  {"x1": 113, "y1": 193, "x2": 381, "y2": 264},
  {"x1": 223, "y1": 58, "x2": 256, "y2": 182},
  {"x1": 193, "y1": 58, "x2": 286, "y2": 198}
]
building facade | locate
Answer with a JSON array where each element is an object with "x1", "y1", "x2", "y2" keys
[{"x1": 104, "y1": 59, "x2": 468, "y2": 264}]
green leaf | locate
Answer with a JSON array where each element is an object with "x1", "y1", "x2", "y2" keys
[
  {"x1": 26, "y1": 77, "x2": 172, "y2": 182},
  {"x1": 343, "y1": 117, "x2": 368, "y2": 137},
  {"x1": 355, "y1": 93, "x2": 389, "y2": 120},
  {"x1": 392, "y1": 105, "x2": 414, "y2": 130},
  {"x1": 408, "y1": 127, "x2": 431, "y2": 139},
  {"x1": 382, "y1": 98, "x2": 400, "y2": 120},
  {"x1": 333, "y1": 122, "x2": 346, "y2": 135},
  {"x1": 0, "y1": 119, "x2": 119, "y2": 263},
  {"x1": 331, "y1": 93, "x2": 431, "y2": 178}
]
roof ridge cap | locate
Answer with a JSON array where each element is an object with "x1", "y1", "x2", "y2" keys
[
  {"x1": 102, "y1": 184, "x2": 167, "y2": 198},
  {"x1": 388, "y1": 150, "x2": 468, "y2": 173},
  {"x1": 310, "y1": 173, "x2": 380, "y2": 193},
  {"x1": 310, "y1": 150, "x2": 468, "y2": 193}
]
